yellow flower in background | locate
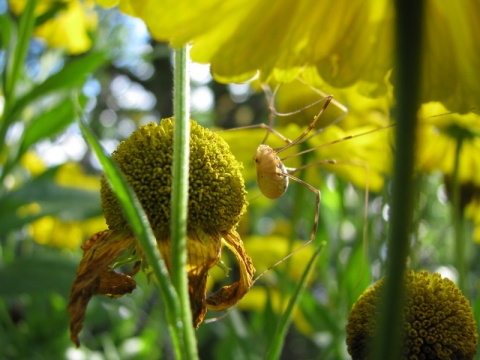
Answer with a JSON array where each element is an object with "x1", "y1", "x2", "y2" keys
[
  {"x1": 31, "y1": 216, "x2": 105, "y2": 250},
  {"x1": 96, "y1": 0, "x2": 480, "y2": 113},
  {"x1": 55, "y1": 162, "x2": 100, "y2": 190},
  {"x1": 416, "y1": 103, "x2": 480, "y2": 185},
  {"x1": 346, "y1": 270, "x2": 478, "y2": 359},
  {"x1": 10, "y1": 0, "x2": 97, "y2": 54},
  {"x1": 21, "y1": 151, "x2": 46, "y2": 177},
  {"x1": 416, "y1": 103, "x2": 480, "y2": 242},
  {"x1": 68, "y1": 119, "x2": 254, "y2": 346},
  {"x1": 244, "y1": 235, "x2": 316, "y2": 283},
  {"x1": 28, "y1": 162, "x2": 105, "y2": 249},
  {"x1": 238, "y1": 234, "x2": 317, "y2": 335},
  {"x1": 240, "y1": 287, "x2": 313, "y2": 336}
]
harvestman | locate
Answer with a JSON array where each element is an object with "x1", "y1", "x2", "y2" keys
[{"x1": 244, "y1": 83, "x2": 393, "y2": 284}]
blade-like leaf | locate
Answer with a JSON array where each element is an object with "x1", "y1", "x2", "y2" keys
[
  {"x1": 0, "y1": 14, "x2": 13, "y2": 57},
  {"x1": 3, "y1": 0, "x2": 37, "y2": 100},
  {"x1": 19, "y1": 96, "x2": 80, "y2": 156},
  {"x1": 7, "y1": 52, "x2": 105, "y2": 121}
]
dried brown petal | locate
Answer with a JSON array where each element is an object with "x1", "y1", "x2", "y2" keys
[{"x1": 68, "y1": 230, "x2": 137, "y2": 346}]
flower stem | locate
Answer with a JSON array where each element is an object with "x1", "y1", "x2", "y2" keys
[
  {"x1": 373, "y1": 1, "x2": 424, "y2": 359},
  {"x1": 452, "y1": 137, "x2": 466, "y2": 293},
  {"x1": 171, "y1": 46, "x2": 199, "y2": 359}
]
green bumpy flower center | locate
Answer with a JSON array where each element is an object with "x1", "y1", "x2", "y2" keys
[
  {"x1": 100, "y1": 118, "x2": 247, "y2": 236},
  {"x1": 346, "y1": 270, "x2": 478, "y2": 360}
]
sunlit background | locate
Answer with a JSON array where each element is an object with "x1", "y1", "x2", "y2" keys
[{"x1": 1, "y1": 1, "x2": 480, "y2": 359}]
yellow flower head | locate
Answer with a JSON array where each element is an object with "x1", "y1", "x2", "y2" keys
[
  {"x1": 68, "y1": 119, "x2": 254, "y2": 346},
  {"x1": 10, "y1": 0, "x2": 97, "y2": 54},
  {"x1": 346, "y1": 270, "x2": 478, "y2": 360},
  {"x1": 101, "y1": 119, "x2": 247, "y2": 236}
]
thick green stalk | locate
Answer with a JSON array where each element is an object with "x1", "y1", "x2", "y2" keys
[
  {"x1": 373, "y1": 1, "x2": 424, "y2": 359},
  {"x1": 171, "y1": 47, "x2": 199, "y2": 359},
  {"x1": 452, "y1": 138, "x2": 466, "y2": 293}
]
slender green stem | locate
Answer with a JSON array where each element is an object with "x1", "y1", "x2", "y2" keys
[
  {"x1": 452, "y1": 138, "x2": 466, "y2": 293},
  {"x1": 265, "y1": 243, "x2": 324, "y2": 360},
  {"x1": 373, "y1": 1, "x2": 424, "y2": 359},
  {"x1": 171, "y1": 47, "x2": 198, "y2": 359}
]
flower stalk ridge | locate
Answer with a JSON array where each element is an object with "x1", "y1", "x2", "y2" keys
[
  {"x1": 68, "y1": 118, "x2": 254, "y2": 346},
  {"x1": 346, "y1": 270, "x2": 478, "y2": 360}
]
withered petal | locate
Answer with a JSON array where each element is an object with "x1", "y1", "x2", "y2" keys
[
  {"x1": 68, "y1": 230, "x2": 136, "y2": 347},
  {"x1": 94, "y1": 270, "x2": 136, "y2": 298},
  {"x1": 157, "y1": 230, "x2": 223, "y2": 328},
  {"x1": 206, "y1": 231, "x2": 255, "y2": 311}
]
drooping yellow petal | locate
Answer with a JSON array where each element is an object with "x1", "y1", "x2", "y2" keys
[
  {"x1": 156, "y1": 229, "x2": 223, "y2": 327},
  {"x1": 97, "y1": 0, "x2": 479, "y2": 113},
  {"x1": 206, "y1": 231, "x2": 255, "y2": 311},
  {"x1": 422, "y1": 2, "x2": 480, "y2": 113}
]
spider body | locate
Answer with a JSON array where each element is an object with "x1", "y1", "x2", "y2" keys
[{"x1": 254, "y1": 144, "x2": 289, "y2": 200}]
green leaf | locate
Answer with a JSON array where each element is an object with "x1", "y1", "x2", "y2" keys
[
  {"x1": 3, "y1": 0, "x2": 37, "y2": 100},
  {"x1": 0, "y1": 250, "x2": 78, "y2": 297},
  {"x1": 18, "y1": 96, "x2": 81, "y2": 156},
  {"x1": 340, "y1": 242, "x2": 372, "y2": 308},
  {"x1": 7, "y1": 52, "x2": 105, "y2": 121},
  {"x1": 0, "y1": 167, "x2": 102, "y2": 233},
  {"x1": 0, "y1": 13, "x2": 13, "y2": 55}
]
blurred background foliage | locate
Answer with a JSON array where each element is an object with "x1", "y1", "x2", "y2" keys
[{"x1": 0, "y1": 1, "x2": 479, "y2": 359}]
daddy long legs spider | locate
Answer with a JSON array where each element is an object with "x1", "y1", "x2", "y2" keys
[{"x1": 215, "y1": 80, "x2": 394, "y2": 286}]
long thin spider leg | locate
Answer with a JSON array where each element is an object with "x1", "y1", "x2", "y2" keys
[
  {"x1": 271, "y1": 78, "x2": 349, "y2": 144},
  {"x1": 261, "y1": 83, "x2": 283, "y2": 144},
  {"x1": 289, "y1": 159, "x2": 371, "y2": 263},
  {"x1": 295, "y1": 77, "x2": 349, "y2": 135},
  {"x1": 274, "y1": 96, "x2": 333, "y2": 154},
  {"x1": 271, "y1": 96, "x2": 334, "y2": 118},
  {"x1": 252, "y1": 172, "x2": 321, "y2": 285}
]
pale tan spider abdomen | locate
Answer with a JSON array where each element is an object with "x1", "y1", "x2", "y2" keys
[{"x1": 254, "y1": 144, "x2": 289, "y2": 199}]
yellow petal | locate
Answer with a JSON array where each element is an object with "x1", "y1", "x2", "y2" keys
[
  {"x1": 34, "y1": 0, "x2": 97, "y2": 54},
  {"x1": 110, "y1": 0, "x2": 479, "y2": 113},
  {"x1": 95, "y1": 0, "x2": 120, "y2": 8},
  {"x1": 422, "y1": 1, "x2": 480, "y2": 113}
]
